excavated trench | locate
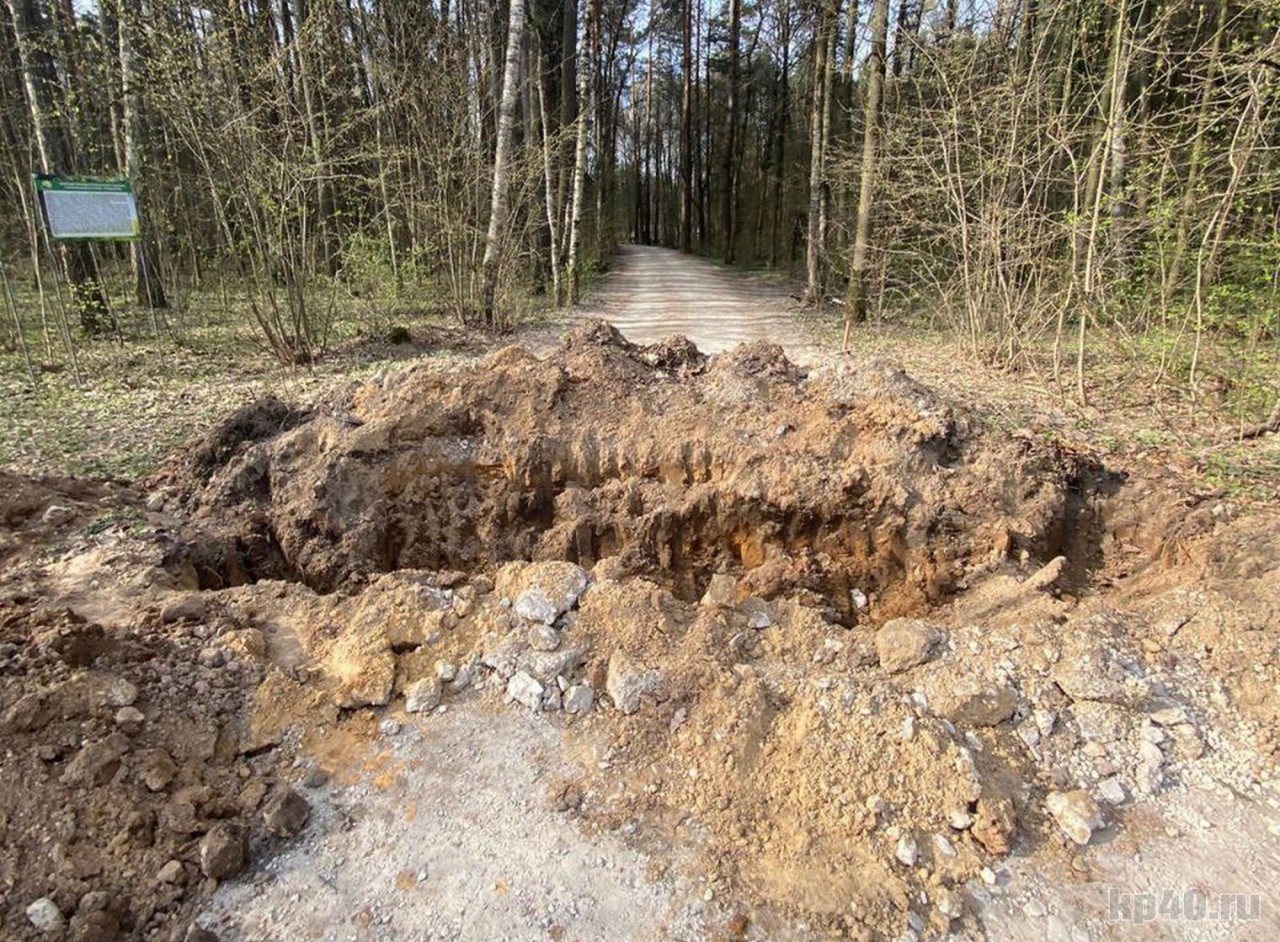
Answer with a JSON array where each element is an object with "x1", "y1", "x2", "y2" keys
[{"x1": 174, "y1": 321, "x2": 1113, "y2": 626}]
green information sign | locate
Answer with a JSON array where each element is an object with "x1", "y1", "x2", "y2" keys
[{"x1": 34, "y1": 176, "x2": 141, "y2": 241}]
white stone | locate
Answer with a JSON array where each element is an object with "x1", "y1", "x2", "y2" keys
[
  {"x1": 1046, "y1": 790, "x2": 1104, "y2": 845},
  {"x1": 451, "y1": 662, "x2": 476, "y2": 690},
  {"x1": 510, "y1": 563, "x2": 590, "y2": 625},
  {"x1": 1149, "y1": 705, "x2": 1187, "y2": 727},
  {"x1": 514, "y1": 591, "x2": 559, "y2": 625},
  {"x1": 895, "y1": 835, "x2": 919, "y2": 867},
  {"x1": 114, "y1": 705, "x2": 146, "y2": 732},
  {"x1": 527, "y1": 624, "x2": 561, "y2": 651},
  {"x1": 946, "y1": 806, "x2": 974, "y2": 830},
  {"x1": 606, "y1": 651, "x2": 658, "y2": 715},
  {"x1": 100, "y1": 675, "x2": 139, "y2": 708},
  {"x1": 404, "y1": 677, "x2": 443, "y2": 714},
  {"x1": 876, "y1": 619, "x2": 944, "y2": 673},
  {"x1": 563, "y1": 684, "x2": 595, "y2": 715},
  {"x1": 1136, "y1": 740, "x2": 1165, "y2": 795},
  {"x1": 1097, "y1": 777, "x2": 1127, "y2": 805},
  {"x1": 506, "y1": 671, "x2": 544, "y2": 711},
  {"x1": 520, "y1": 644, "x2": 590, "y2": 684},
  {"x1": 26, "y1": 898, "x2": 64, "y2": 932}
]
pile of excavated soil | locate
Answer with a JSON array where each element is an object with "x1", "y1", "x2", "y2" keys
[
  {"x1": 174, "y1": 319, "x2": 1087, "y2": 609},
  {"x1": 2, "y1": 321, "x2": 1277, "y2": 941},
  {"x1": 0, "y1": 596, "x2": 308, "y2": 942}
]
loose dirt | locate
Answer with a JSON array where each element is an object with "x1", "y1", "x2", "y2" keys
[{"x1": 1, "y1": 321, "x2": 1277, "y2": 941}]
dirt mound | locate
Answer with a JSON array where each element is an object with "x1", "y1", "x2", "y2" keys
[
  {"x1": 184, "y1": 397, "x2": 308, "y2": 483},
  {"x1": 3, "y1": 325, "x2": 1276, "y2": 941},
  {"x1": 180, "y1": 320, "x2": 1086, "y2": 616},
  {"x1": 0, "y1": 599, "x2": 303, "y2": 942}
]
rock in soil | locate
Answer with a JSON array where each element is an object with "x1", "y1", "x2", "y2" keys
[
  {"x1": 876, "y1": 618, "x2": 944, "y2": 673},
  {"x1": 605, "y1": 651, "x2": 658, "y2": 715},
  {"x1": 25, "y1": 898, "x2": 64, "y2": 932},
  {"x1": 156, "y1": 860, "x2": 186, "y2": 885},
  {"x1": 562, "y1": 683, "x2": 595, "y2": 715},
  {"x1": 262, "y1": 787, "x2": 311, "y2": 838},
  {"x1": 1046, "y1": 790, "x2": 1105, "y2": 846},
  {"x1": 199, "y1": 824, "x2": 250, "y2": 880},
  {"x1": 506, "y1": 671, "x2": 544, "y2": 711},
  {"x1": 404, "y1": 676, "x2": 443, "y2": 714}
]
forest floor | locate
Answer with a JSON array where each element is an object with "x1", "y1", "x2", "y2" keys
[{"x1": 0, "y1": 248, "x2": 1279, "y2": 942}]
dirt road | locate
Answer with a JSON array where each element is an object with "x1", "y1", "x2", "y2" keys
[{"x1": 577, "y1": 244, "x2": 815, "y2": 355}]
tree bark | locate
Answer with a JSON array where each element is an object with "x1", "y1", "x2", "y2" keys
[
  {"x1": 768, "y1": 0, "x2": 790, "y2": 267},
  {"x1": 1164, "y1": 0, "x2": 1228, "y2": 301},
  {"x1": 720, "y1": 0, "x2": 740, "y2": 263},
  {"x1": 117, "y1": 0, "x2": 167, "y2": 310},
  {"x1": 842, "y1": 0, "x2": 889, "y2": 343},
  {"x1": 535, "y1": 43, "x2": 564, "y2": 305},
  {"x1": 679, "y1": 0, "x2": 693, "y2": 253},
  {"x1": 479, "y1": 0, "x2": 528, "y2": 327},
  {"x1": 567, "y1": 0, "x2": 598, "y2": 304},
  {"x1": 803, "y1": 2, "x2": 831, "y2": 303}
]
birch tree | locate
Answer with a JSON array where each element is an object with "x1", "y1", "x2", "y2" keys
[{"x1": 480, "y1": 0, "x2": 529, "y2": 327}]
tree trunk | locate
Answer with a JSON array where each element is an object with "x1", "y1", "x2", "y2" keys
[
  {"x1": 479, "y1": 0, "x2": 528, "y2": 327},
  {"x1": 117, "y1": 0, "x2": 167, "y2": 310},
  {"x1": 567, "y1": 0, "x2": 598, "y2": 304},
  {"x1": 891, "y1": 0, "x2": 914, "y2": 78},
  {"x1": 679, "y1": 0, "x2": 693, "y2": 253},
  {"x1": 720, "y1": 0, "x2": 740, "y2": 263},
  {"x1": 816, "y1": 9, "x2": 837, "y2": 274},
  {"x1": 1075, "y1": 0, "x2": 1130, "y2": 405},
  {"x1": 803, "y1": 1, "x2": 836, "y2": 303},
  {"x1": 558, "y1": 0, "x2": 578, "y2": 256},
  {"x1": 842, "y1": 0, "x2": 889, "y2": 343},
  {"x1": 768, "y1": 0, "x2": 790, "y2": 268},
  {"x1": 535, "y1": 43, "x2": 564, "y2": 305}
]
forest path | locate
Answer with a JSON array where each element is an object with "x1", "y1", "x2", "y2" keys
[{"x1": 576, "y1": 244, "x2": 818, "y2": 356}]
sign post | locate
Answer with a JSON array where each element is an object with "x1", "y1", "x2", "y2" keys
[
  {"x1": 32, "y1": 175, "x2": 164, "y2": 342},
  {"x1": 33, "y1": 176, "x2": 141, "y2": 242}
]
